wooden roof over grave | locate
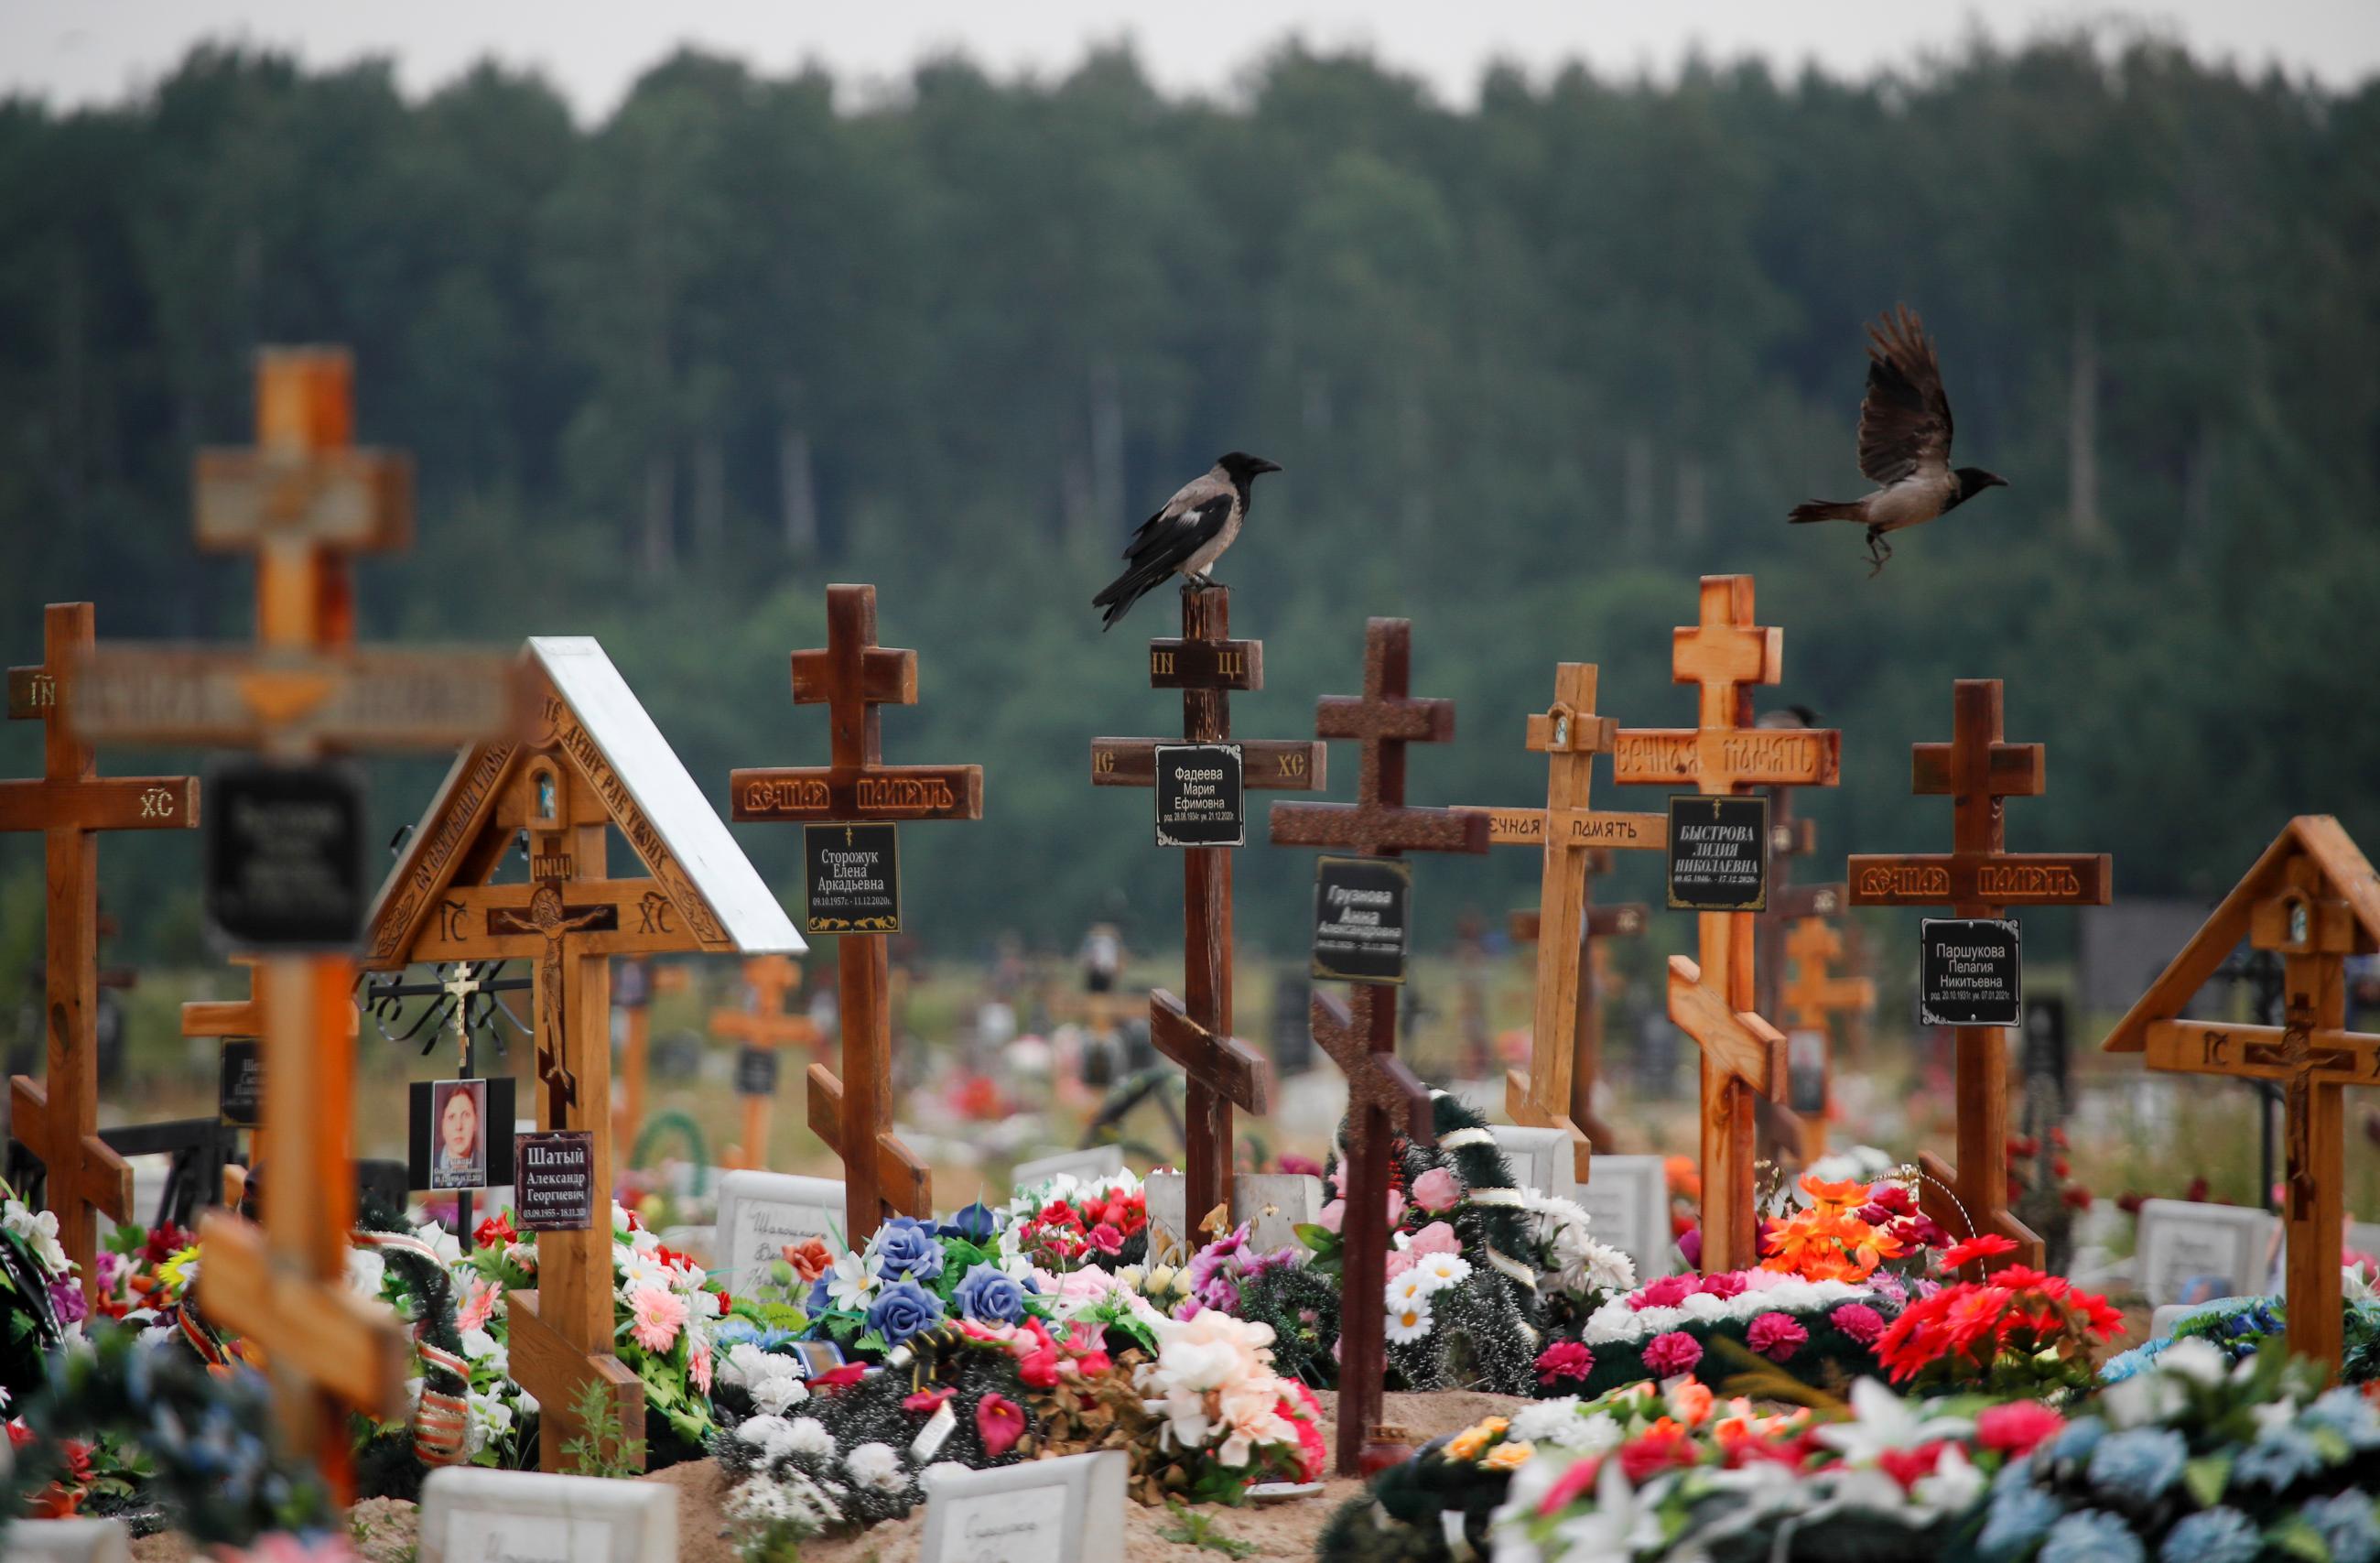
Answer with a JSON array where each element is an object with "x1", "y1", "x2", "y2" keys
[
  {"x1": 2104, "y1": 815, "x2": 2380, "y2": 1054},
  {"x1": 364, "y1": 636, "x2": 802, "y2": 968}
]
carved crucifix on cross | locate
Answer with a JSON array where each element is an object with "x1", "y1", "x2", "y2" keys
[
  {"x1": 714, "y1": 955, "x2": 822, "y2": 1169},
  {"x1": 730, "y1": 583, "x2": 983, "y2": 1240},
  {"x1": 1613, "y1": 576, "x2": 1840, "y2": 1275},
  {"x1": 3, "y1": 602, "x2": 200, "y2": 1303},
  {"x1": 1271, "y1": 616, "x2": 1488, "y2": 1477},
  {"x1": 1847, "y1": 679, "x2": 2111, "y2": 1270},
  {"x1": 1088, "y1": 585, "x2": 1325, "y2": 1227},
  {"x1": 1459, "y1": 663, "x2": 1664, "y2": 1179}
]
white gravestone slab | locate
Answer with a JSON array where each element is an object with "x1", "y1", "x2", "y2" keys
[
  {"x1": 920, "y1": 1449, "x2": 1126, "y2": 1563},
  {"x1": 1570, "y1": 1153, "x2": 1671, "y2": 1278},
  {"x1": 1012, "y1": 1145, "x2": 1125, "y2": 1193},
  {"x1": 419, "y1": 1469, "x2": 676, "y2": 1563},
  {"x1": 1488, "y1": 1124, "x2": 1575, "y2": 1203},
  {"x1": 2136, "y1": 1198, "x2": 2277, "y2": 1308},
  {"x1": 1232, "y1": 1173, "x2": 1323, "y2": 1254},
  {"x1": 2, "y1": 1519, "x2": 131, "y2": 1563},
  {"x1": 1143, "y1": 1170, "x2": 1189, "y2": 1265},
  {"x1": 714, "y1": 1171, "x2": 850, "y2": 1291}
]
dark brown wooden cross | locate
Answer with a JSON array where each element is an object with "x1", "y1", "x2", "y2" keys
[
  {"x1": 1270, "y1": 616, "x2": 1488, "y2": 1477},
  {"x1": 1613, "y1": 576, "x2": 1839, "y2": 1275},
  {"x1": 1459, "y1": 664, "x2": 1664, "y2": 1178},
  {"x1": 1846, "y1": 679, "x2": 2110, "y2": 1270},
  {"x1": 730, "y1": 583, "x2": 983, "y2": 1240},
  {"x1": 3, "y1": 603, "x2": 200, "y2": 1303},
  {"x1": 1087, "y1": 585, "x2": 1325, "y2": 1228}
]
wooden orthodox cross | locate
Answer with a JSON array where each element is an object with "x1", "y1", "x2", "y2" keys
[
  {"x1": 1753, "y1": 780, "x2": 1848, "y2": 1167},
  {"x1": 714, "y1": 955, "x2": 822, "y2": 1169},
  {"x1": 1271, "y1": 617, "x2": 1488, "y2": 1476},
  {"x1": 4, "y1": 603, "x2": 199, "y2": 1301},
  {"x1": 2104, "y1": 818, "x2": 2380, "y2": 1379},
  {"x1": 1508, "y1": 881, "x2": 1647, "y2": 1153},
  {"x1": 1458, "y1": 664, "x2": 1663, "y2": 1178},
  {"x1": 1775, "y1": 918, "x2": 1876, "y2": 1161},
  {"x1": 730, "y1": 583, "x2": 983, "y2": 1241},
  {"x1": 613, "y1": 958, "x2": 687, "y2": 1152},
  {"x1": 1846, "y1": 679, "x2": 2110, "y2": 1269},
  {"x1": 65, "y1": 350, "x2": 509, "y2": 1497},
  {"x1": 1612, "y1": 576, "x2": 1839, "y2": 1275},
  {"x1": 1088, "y1": 585, "x2": 1325, "y2": 1228}
]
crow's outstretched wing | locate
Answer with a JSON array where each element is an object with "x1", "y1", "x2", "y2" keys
[
  {"x1": 1855, "y1": 305, "x2": 1955, "y2": 488},
  {"x1": 1092, "y1": 472, "x2": 1234, "y2": 630}
]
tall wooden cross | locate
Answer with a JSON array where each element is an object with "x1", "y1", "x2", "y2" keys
[
  {"x1": 1458, "y1": 664, "x2": 1664, "y2": 1179},
  {"x1": 715, "y1": 955, "x2": 822, "y2": 1169},
  {"x1": 1508, "y1": 881, "x2": 1646, "y2": 1152},
  {"x1": 1271, "y1": 617, "x2": 1488, "y2": 1476},
  {"x1": 66, "y1": 350, "x2": 493, "y2": 1498},
  {"x1": 2105, "y1": 818, "x2": 2379, "y2": 1378},
  {"x1": 1754, "y1": 769, "x2": 1844, "y2": 1021},
  {"x1": 1775, "y1": 918, "x2": 1876, "y2": 1161},
  {"x1": 1612, "y1": 576, "x2": 1840, "y2": 1274},
  {"x1": 1846, "y1": 679, "x2": 2111, "y2": 1269},
  {"x1": 1087, "y1": 585, "x2": 1325, "y2": 1227},
  {"x1": 3, "y1": 603, "x2": 200, "y2": 1301},
  {"x1": 730, "y1": 583, "x2": 983, "y2": 1240}
]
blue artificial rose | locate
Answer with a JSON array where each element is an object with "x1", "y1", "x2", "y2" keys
[
  {"x1": 868, "y1": 1216, "x2": 947, "y2": 1283},
  {"x1": 952, "y1": 1261, "x2": 1026, "y2": 1325},
  {"x1": 945, "y1": 1201, "x2": 1000, "y2": 1243},
  {"x1": 865, "y1": 1277, "x2": 945, "y2": 1346}
]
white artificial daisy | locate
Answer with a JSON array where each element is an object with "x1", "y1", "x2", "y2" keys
[
  {"x1": 752, "y1": 1376, "x2": 810, "y2": 1416},
  {"x1": 1386, "y1": 1270, "x2": 1433, "y2": 1310},
  {"x1": 1548, "y1": 1411, "x2": 1627, "y2": 1454},
  {"x1": 1385, "y1": 1297, "x2": 1434, "y2": 1344},
  {"x1": 1411, "y1": 1253, "x2": 1472, "y2": 1293},
  {"x1": 825, "y1": 1249, "x2": 879, "y2": 1311}
]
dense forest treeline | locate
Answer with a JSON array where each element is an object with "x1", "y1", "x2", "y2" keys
[{"x1": 3, "y1": 31, "x2": 2377, "y2": 974}]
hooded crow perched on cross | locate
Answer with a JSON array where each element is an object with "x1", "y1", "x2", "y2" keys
[{"x1": 1093, "y1": 451, "x2": 1280, "y2": 630}]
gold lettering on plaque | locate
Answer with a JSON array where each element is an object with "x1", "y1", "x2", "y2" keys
[
  {"x1": 1216, "y1": 649, "x2": 1246, "y2": 678},
  {"x1": 1977, "y1": 863, "x2": 2082, "y2": 899},
  {"x1": 1094, "y1": 749, "x2": 1117, "y2": 775},
  {"x1": 26, "y1": 673, "x2": 56, "y2": 709},
  {"x1": 138, "y1": 787, "x2": 174, "y2": 819},
  {"x1": 1152, "y1": 650, "x2": 1176, "y2": 678},
  {"x1": 856, "y1": 776, "x2": 957, "y2": 813},
  {"x1": 1275, "y1": 750, "x2": 1308, "y2": 779},
  {"x1": 743, "y1": 776, "x2": 832, "y2": 812},
  {"x1": 1855, "y1": 863, "x2": 1950, "y2": 898}
]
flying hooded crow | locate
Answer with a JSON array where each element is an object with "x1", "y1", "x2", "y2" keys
[
  {"x1": 1093, "y1": 452, "x2": 1280, "y2": 630},
  {"x1": 1790, "y1": 306, "x2": 2007, "y2": 575}
]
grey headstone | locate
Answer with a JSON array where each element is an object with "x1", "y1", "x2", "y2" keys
[
  {"x1": 418, "y1": 1467, "x2": 676, "y2": 1563},
  {"x1": 1571, "y1": 1153, "x2": 1671, "y2": 1279},
  {"x1": 1231, "y1": 1173, "x2": 1323, "y2": 1253},
  {"x1": 2136, "y1": 1198, "x2": 2277, "y2": 1308},
  {"x1": 1012, "y1": 1145, "x2": 1125, "y2": 1194},
  {"x1": 919, "y1": 1449, "x2": 1126, "y2": 1563},
  {"x1": 2, "y1": 1519, "x2": 131, "y2": 1562}
]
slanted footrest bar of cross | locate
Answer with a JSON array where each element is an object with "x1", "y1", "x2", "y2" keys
[
  {"x1": 1310, "y1": 991, "x2": 1433, "y2": 1144},
  {"x1": 1150, "y1": 990, "x2": 1270, "y2": 1114},
  {"x1": 1667, "y1": 956, "x2": 1786, "y2": 1096},
  {"x1": 805, "y1": 1062, "x2": 932, "y2": 1216},
  {"x1": 1503, "y1": 1068, "x2": 1593, "y2": 1178}
]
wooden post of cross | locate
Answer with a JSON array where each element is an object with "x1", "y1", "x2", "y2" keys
[
  {"x1": 1087, "y1": 585, "x2": 1326, "y2": 1227},
  {"x1": 3, "y1": 603, "x2": 200, "y2": 1301},
  {"x1": 2104, "y1": 818, "x2": 2380, "y2": 1379},
  {"x1": 715, "y1": 955, "x2": 822, "y2": 1169},
  {"x1": 1457, "y1": 664, "x2": 1664, "y2": 1180},
  {"x1": 1508, "y1": 886, "x2": 1648, "y2": 1152},
  {"x1": 730, "y1": 584, "x2": 983, "y2": 1241},
  {"x1": 1776, "y1": 919, "x2": 1876, "y2": 1161},
  {"x1": 184, "y1": 955, "x2": 359, "y2": 1208},
  {"x1": 1847, "y1": 679, "x2": 2111, "y2": 1270},
  {"x1": 1612, "y1": 576, "x2": 1840, "y2": 1275},
  {"x1": 1271, "y1": 617, "x2": 1489, "y2": 1476}
]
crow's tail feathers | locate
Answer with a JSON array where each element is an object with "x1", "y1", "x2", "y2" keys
[
  {"x1": 1093, "y1": 568, "x2": 1161, "y2": 631},
  {"x1": 1788, "y1": 500, "x2": 1862, "y2": 525}
]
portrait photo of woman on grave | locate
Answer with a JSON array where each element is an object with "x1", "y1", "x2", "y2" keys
[{"x1": 429, "y1": 1079, "x2": 486, "y2": 1190}]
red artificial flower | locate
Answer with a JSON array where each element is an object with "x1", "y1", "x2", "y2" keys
[
  {"x1": 1747, "y1": 1312, "x2": 1809, "y2": 1362},
  {"x1": 1087, "y1": 1223, "x2": 1125, "y2": 1257},
  {"x1": 144, "y1": 1223, "x2": 195, "y2": 1265},
  {"x1": 811, "y1": 1363, "x2": 868, "y2": 1391},
  {"x1": 1618, "y1": 1426, "x2": 1694, "y2": 1483},
  {"x1": 976, "y1": 1393, "x2": 1026, "y2": 1458},
  {"x1": 1631, "y1": 1275, "x2": 1696, "y2": 1311},
  {"x1": 714, "y1": 1291, "x2": 733, "y2": 1316},
  {"x1": 1939, "y1": 1233, "x2": 2019, "y2": 1272},
  {"x1": 1534, "y1": 1340, "x2": 1596, "y2": 1386},
  {"x1": 2062, "y1": 1188, "x2": 2095, "y2": 1210},
  {"x1": 1535, "y1": 1455, "x2": 1605, "y2": 1516},
  {"x1": 1975, "y1": 1401, "x2": 2066, "y2": 1456},
  {"x1": 474, "y1": 1213, "x2": 517, "y2": 1249},
  {"x1": 1830, "y1": 1303, "x2": 1887, "y2": 1345},
  {"x1": 781, "y1": 1237, "x2": 836, "y2": 1283},
  {"x1": 903, "y1": 1387, "x2": 955, "y2": 1415},
  {"x1": 1018, "y1": 1347, "x2": 1060, "y2": 1389},
  {"x1": 5, "y1": 1420, "x2": 32, "y2": 1449},
  {"x1": 1877, "y1": 1441, "x2": 1949, "y2": 1492},
  {"x1": 1696, "y1": 1271, "x2": 1747, "y2": 1299}
]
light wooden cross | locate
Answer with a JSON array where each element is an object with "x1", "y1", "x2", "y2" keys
[
  {"x1": 1088, "y1": 585, "x2": 1325, "y2": 1226},
  {"x1": 2106, "y1": 818, "x2": 2380, "y2": 1379},
  {"x1": 1775, "y1": 918, "x2": 1876, "y2": 1160},
  {"x1": 1613, "y1": 576, "x2": 1840, "y2": 1275},
  {"x1": 4, "y1": 603, "x2": 199, "y2": 1301},
  {"x1": 1846, "y1": 679, "x2": 2110, "y2": 1269},
  {"x1": 730, "y1": 583, "x2": 983, "y2": 1240},
  {"x1": 613, "y1": 959, "x2": 687, "y2": 1152},
  {"x1": 715, "y1": 955, "x2": 823, "y2": 1169},
  {"x1": 1508, "y1": 885, "x2": 1647, "y2": 1152},
  {"x1": 1271, "y1": 617, "x2": 1488, "y2": 1477},
  {"x1": 1754, "y1": 776, "x2": 1845, "y2": 1019},
  {"x1": 1458, "y1": 664, "x2": 1664, "y2": 1179},
  {"x1": 184, "y1": 955, "x2": 357, "y2": 1209}
]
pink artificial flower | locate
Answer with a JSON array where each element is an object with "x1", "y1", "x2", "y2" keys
[
  {"x1": 1407, "y1": 1221, "x2": 1461, "y2": 1258},
  {"x1": 1411, "y1": 1167, "x2": 1461, "y2": 1212},
  {"x1": 1631, "y1": 1275, "x2": 1696, "y2": 1311},
  {"x1": 1746, "y1": 1312, "x2": 1808, "y2": 1362},
  {"x1": 689, "y1": 1342, "x2": 713, "y2": 1394},
  {"x1": 1087, "y1": 1222, "x2": 1125, "y2": 1256},
  {"x1": 1829, "y1": 1303, "x2": 1887, "y2": 1344},
  {"x1": 1384, "y1": 1249, "x2": 1418, "y2": 1281},
  {"x1": 904, "y1": 1387, "x2": 955, "y2": 1414},
  {"x1": 1386, "y1": 1189, "x2": 1406, "y2": 1227},
  {"x1": 1975, "y1": 1401, "x2": 2067, "y2": 1456},
  {"x1": 1696, "y1": 1271, "x2": 1747, "y2": 1299},
  {"x1": 1640, "y1": 1330, "x2": 1703, "y2": 1376},
  {"x1": 1535, "y1": 1455, "x2": 1604, "y2": 1517},
  {"x1": 457, "y1": 1278, "x2": 500, "y2": 1334},
  {"x1": 626, "y1": 1285, "x2": 687, "y2": 1352},
  {"x1": 976, "y1": 1393, "x2": 1026, "y2": 1457},
  {"x1": 1278, "y1": 1154, "x2": 1324, "y2": 1178},
  {"x1": 1535, "y1": 1340, "x2": 1595, "y2": 1385},
  {"x1": 1316, "y1": 1200, "x2": 1346, "y2": 1234}
]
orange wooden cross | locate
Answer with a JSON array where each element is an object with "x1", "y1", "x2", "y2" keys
[
  {"x1": 1846, "y1": 679, "x2": 2111, "y2": 1269},
  {"x1": 730, "y1": 584, "x2": 983, "y2": 1240},
  {"x1": 613, "y1": 959, "x2": 688, "y2": 1153},
  {"x1": 1775, "y1": 918, "x2": 1876, "y2": 1160},
  {"x1": 2105, "y1": 818, "x2": 2379, "y2": 1379},
  {"x1": 1271, "y1": 617, "x2": 1488, "y2": 1476},
  {"x1": 716, "y1": 955, "x2": 823, "y2": 1168},
  {"x1": 1088, "y1": 586, "x2": 1325, "y2": 1225},
  {"x1": 1458, "y1": 664, "x2": 1664, "y2": 1179},
  {"x1": 1613, "y1": 576, "x2": 1840, "y2": 1275},
  {"x1": 4, "y1": 603, "x2": 199, "y2": 1302}
]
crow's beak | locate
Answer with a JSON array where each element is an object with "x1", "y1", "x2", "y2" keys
[{"x1": 1251, "y1": 458, "x2": 1282, "y2": 475}]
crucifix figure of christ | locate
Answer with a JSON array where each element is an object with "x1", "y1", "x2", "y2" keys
[
  {"x1": 1846, "y1": 679, "x2": 2110, "y2": 1271},
  {"x1": 2105, "y1": 817, "x2": 2380, "y2": 1379},
  {"x1": 1088, "y1": 584, "x2": 1326, "y2": 1228},
  {"x1": 3, "y1": 602, "x2": 200, "y2": 1303},
  {"x1": 366, "y1": 636, "x2": 800, "y2": 1471},
  {"x1": 1457, "y1": 663, "x2": 1665, "y2": 1181},
  {"x1": 1612, "y1": 576, "x2": 1840, "y2": 1275},
  {"x1": 1775, "y1": 918, "x2": 1877, "y2": 1162},
  {"x1": 730, "y1": 583, "x2": 983, "y2": 1242},
  {"x1": 1271, "y1": 616, "x2": 1488, "y2": 1477},
  {"x1": 1508, "y1": 877, "x2": 1646, "y2": 1153},
  {"x1": 713, "y1": 954, "x2": 823, "y2": 1169}
]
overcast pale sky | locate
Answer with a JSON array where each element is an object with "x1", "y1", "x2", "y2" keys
[{"x1": 3, "y1": 1, "x2": 2376, "y2": 115}]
